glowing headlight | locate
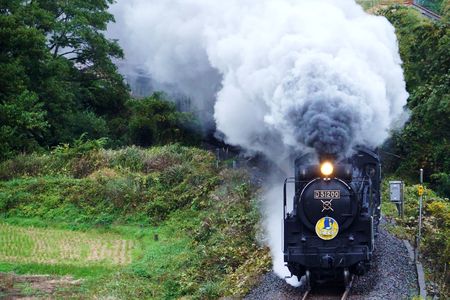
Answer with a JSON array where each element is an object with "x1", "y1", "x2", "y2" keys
[{"x1": 320, "y1": 162, "x2": 334, "y2": 177}]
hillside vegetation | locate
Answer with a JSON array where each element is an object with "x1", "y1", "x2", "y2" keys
[
  {"x1": 378, "y1": 5, "x2": 449, "y2": 297},
  {"x1": 0, "y1": 143, "x2": 270, "y2": 298},
  {"x1": 379, "y1": 5, "x2": 450, "y2": 196}
]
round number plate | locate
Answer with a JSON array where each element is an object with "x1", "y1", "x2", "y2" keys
[{"x1": 315, "y1": 216, "x2": 339, "y2": 240}]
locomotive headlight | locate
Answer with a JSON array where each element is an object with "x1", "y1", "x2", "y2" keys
[{"x1": 320, "y1": 162, "x2": 334, "y2": 177}]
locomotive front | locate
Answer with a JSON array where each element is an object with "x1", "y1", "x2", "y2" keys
[{"x1": 283, "y1": 148, "x2": 380, "y2": 285}]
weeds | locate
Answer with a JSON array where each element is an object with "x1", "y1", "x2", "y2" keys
[{"x1": 0, "y1": 143, "x2": 269, "y2": 299}]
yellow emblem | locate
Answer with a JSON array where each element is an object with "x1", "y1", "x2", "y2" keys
[
  {"x1": 315, "y1": 217, "x2": 339, "y2": 240},
  {"x1": 418, "y1": 185, "x2": 424, "y2": 196}
]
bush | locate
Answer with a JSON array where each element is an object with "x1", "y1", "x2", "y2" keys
[
  {"x1": 0, "y1": 144, "x2": 218, "y2": 226},
  {"x1": 0, "y1": 153, "x2": 51, "y2": 180},
  {"x1": 430, "y1": 172, "x2": 450, "y2": 197},
  {"x1": 379, "y1": 6, "x2": 450, "y2": 186},
  {"x1": 65, "y1": 111, "x2": 109, "y2": 141},
  {"x1": 125, "y1": 94, "x2": 201, "y2": 147}
]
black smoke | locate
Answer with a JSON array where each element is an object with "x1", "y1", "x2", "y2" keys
[{"x1": 289, "y1": 98, "x2": 360, "y2": 156}]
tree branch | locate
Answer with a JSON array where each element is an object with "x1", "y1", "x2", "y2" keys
[{"x1": 58, "y1": 49, "x2": 82, "y2": 57}]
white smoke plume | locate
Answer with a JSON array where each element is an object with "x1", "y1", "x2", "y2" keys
[
  {"x1": 108, "y1": 0, "x2": 409, "y2": 284},
  {"x1": 109, "y1": 0, "x2": 408, "y2": 160}
]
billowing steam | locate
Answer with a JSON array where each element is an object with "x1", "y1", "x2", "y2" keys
[
  {"x1": 108, "y1": 0, "x2": 408, "y2": 284},
  {"x1": 109, "y1": 0, "x2": 408, "y2": 160}
]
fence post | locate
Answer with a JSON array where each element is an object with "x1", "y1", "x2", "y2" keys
[{"x1": 416, "y1": 168, "x2": 424, "y2": 262}]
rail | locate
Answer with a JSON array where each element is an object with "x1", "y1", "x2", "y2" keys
[
  {"x1": 300, "y1": 275, "x2": 355, "y2": 300},
  {"x1": 412, "y1": 1, "x2": 442, "y2": 21}
]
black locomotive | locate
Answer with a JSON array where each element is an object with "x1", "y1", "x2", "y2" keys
[{"x1": 283, "y1": 146, "x2": 381, "y2": 287}]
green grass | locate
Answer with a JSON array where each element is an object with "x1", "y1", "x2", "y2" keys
[
  {"x1": 0, "y1": 145, "x2": 269, "y2": 299},
  {"x1": 94, "y1": 210, "x2": 204, "y2": 299},
  {"x1": 0, "y1": 214, "x2": 201, "y2": 298},
  {"x1": 0, "y1": 262, "x2": 112, "y2": 278},
  {"x1": 0, "y1": 221, "x2": 140, "y2": 298}
]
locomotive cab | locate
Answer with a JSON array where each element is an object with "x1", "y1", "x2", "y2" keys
[{"x1": 283, "y1": 147, "x2": 381, "y2": 284}]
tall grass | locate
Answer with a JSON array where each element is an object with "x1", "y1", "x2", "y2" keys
[{"x1": 0, "y1": 143, "x2": 270, "y2": 298}]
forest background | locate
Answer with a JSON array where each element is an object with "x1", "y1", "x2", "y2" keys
[{"x1": 0, "y1": 0, "x2": 449, "y2": 298}]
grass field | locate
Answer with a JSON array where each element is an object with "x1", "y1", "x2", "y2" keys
[
  {"x1": 0, "y1": 221, "x2": 141, "y2": 298},
  {"x1": 0, "y1": 214, "x2": 202, "y2": 298},
  {"x1": 0, "y1": 222, "x2": 135, "y2": 267}
]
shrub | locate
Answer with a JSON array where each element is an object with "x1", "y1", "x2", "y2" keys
[
  {"x1": 0, "y1": 153, "x2": 51, "y2": 180},
  {"x1": 0, "y1": 145, "x2": 218, "y2": 226},
  {"x1": 125, "y1": 94, "x2": 201, "y2": 147},
  {"x1": 109, "y1": 146, "x2": 145, "y2": 172},
  {"x1": 430, "y1": 172, "x2": 450, "y2": 197}
]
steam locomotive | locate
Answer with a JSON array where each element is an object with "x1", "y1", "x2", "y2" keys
[{"x1": 283, "y1": 146, "x2": 381, "y2": 287}]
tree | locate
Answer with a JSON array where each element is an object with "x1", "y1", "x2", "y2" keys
[
  {"x1": 35, "y1": 0, "x2": 129, "y2": 116},
  {"x1": 0, "y1": 2, "x2": 49, "y2": 159},
  {"x1": 0, "y1": 0, "x2": 130, "y2": 159},
  {"x1": 380, "y1": 6, "x2": 450, "y2": 195},
  {"x1": 126, "y1": 94, "x2": 200, "y2": 147}
]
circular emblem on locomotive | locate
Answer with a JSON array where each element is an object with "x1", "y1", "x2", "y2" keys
[{"x1": 315, "y1": 216, "x2": 339, "y2": 240}]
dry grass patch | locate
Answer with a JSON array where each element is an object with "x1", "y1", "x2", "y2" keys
[{"x1": 0, "y1": 223, "x2": 135, "y2": 267}]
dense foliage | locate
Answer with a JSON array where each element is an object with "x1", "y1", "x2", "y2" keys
[
  {"x1": 0, "y1": 143, "x2": 214, "y2": 226},
  {"x1": 380, "y1": 5, "x2": 450, "y2": 196},
  {"x1": 121, "y1": 94, "x2": 200, "y2": 147},
  {"x1": 0, "y1": 0, "x2": 125, "y2": 157},
  {"x1": 0, "y1": 1, "x2": 198, "y2": 161},
  {"x1": 378, "y1": 9, "x2": 449, "y2": 294}
]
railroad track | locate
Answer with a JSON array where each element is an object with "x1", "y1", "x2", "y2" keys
[
  {"x1": 301, "y1": 275, "x2": 355, "y2": 300},
  {"x1": 411, "y1": 2, "x2": 441, "y2": 21}
]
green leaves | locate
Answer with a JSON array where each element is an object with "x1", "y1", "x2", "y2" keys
[
  {"x1": 125, "y1": 94, "x2": 201, "y2": 147},
  {"x1": 0, "y1": 0, "x2": 131, "y2": 160},
  {"x1": 380, "y1": 6, "x2": 450, "y2": 194},
  {"x1": 0, "y1": 91, "x2": 48, "y2": 161}
]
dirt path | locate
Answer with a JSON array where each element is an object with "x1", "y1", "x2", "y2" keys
[{"x1": 0, "y1": 273, "x2": 82, "y2": 299}]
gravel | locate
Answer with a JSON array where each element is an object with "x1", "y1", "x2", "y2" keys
[{"x1": 245, "y1": 221, "x2": 418, "y2": 300}]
